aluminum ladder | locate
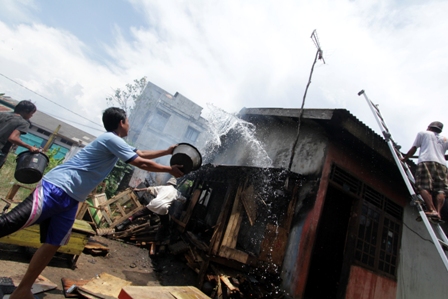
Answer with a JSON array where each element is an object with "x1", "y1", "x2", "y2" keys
[{"x1": 358, "y1": 90, "x2": 448, "y2": 272}]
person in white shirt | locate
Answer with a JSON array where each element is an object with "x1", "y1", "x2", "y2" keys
[
  {"x1": 116, "y1": 177, "x2": 186, "y2": 237},
  {"x1": 402, "y1": 121, "x2": 448, "y2": 221}
]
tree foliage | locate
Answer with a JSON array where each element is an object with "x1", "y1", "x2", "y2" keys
[
  {"x1": 43, "y1": 148, "x2": 65, "y2": 175},
  {"x1": 106, "y1": 77, "x2": 147, "y2": 116},
  {"x1": 100, "y1": 159, "x2": 133, "y2": 198}
]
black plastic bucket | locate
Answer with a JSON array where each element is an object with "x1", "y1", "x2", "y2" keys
[
  {"x1": 15, "y1": 151, "x2": 49, "y2": 184},
  {"x1": 170, "y1": 143, "x2": 202, "y2": 174}
]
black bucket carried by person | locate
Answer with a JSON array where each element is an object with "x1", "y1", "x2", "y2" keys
[
  {"x1": 170, "y1": 143, "x2": 202, "y2": 174},
  {"x1": 15, "y1": 151, "x2": 49, "y2": 184}
]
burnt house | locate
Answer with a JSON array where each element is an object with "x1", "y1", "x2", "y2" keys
[{"x1": 173, "y1": 108, "x2": 448, "y2": 299}]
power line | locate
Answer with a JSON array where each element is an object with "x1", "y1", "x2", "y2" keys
[
  {"x1": 0, "y1": 72, "x2": 103, "y2": 128},
  {"x1": 44, "y1": 112, "x2": 105, "y2": 133}
]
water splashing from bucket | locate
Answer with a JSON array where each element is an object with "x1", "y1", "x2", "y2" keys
[{"x1": 202, "y1": 104, "x2": 272, "y2": 168}]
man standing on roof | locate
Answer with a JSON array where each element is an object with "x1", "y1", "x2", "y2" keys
[
  {"x1": 0, "y1": 100, "x2": 40, "y2": 168},
  {"x1": 116, "y1": 176, "x2": 186, "y2": 240},
  {"x1": 402, "y1": 121, "x2": 448, "y2": 222},
  {"x1": 0, "y1": 107, "x2": 184, "y2": 299}
]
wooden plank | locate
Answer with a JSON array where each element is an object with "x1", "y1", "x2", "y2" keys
[
  {"x1": 118, "y1": 286, "x2": 210, "y2": 299},
  {"x1": 42, "y1": 125, "x2": 61, "y2": 152},
  {"x1": 239, "y1": 184, "x2": 257, "y2": 226},
  {"x1": 96, "y1": 189, "x2": 144, "y2": 228},
  {"x1": 30, "y1": 275, "x2": 58, "y2": 294},
  {"x1": 171, "y1": 216, "x2": 186, "y2": 228},
  {"x1": 111, "y1": 206, "x2": 147, "y2": 228},
  {"x1": 184, "y1": 231, "x2": 209, "y2": 252},
  {"x1": 99, "y1": 189, "x2": 132, "y2": 207},
  {"x1": 258, "y1": 224, "x2": 288, "y2": 266},
  {"x1": 76, "y1": 287, "x2": 109, "y2": 299},
  {"x1": 5, "y1": 184, "x2": 21, "y2": 200},
  {"x1": 116, "y1": 203, "x2": 126, "y2": 217},
  {"x1": 99, "y1": 206, "x2": 114, "y2": 226},
  {"x1": 197, "y1": 253, "x2": 210, "y2": 288},
  {"x1": 76, "y1": 201, "x2": 89, "y2": 220},
  {"x1": 0, "y1": 225, "x2": 88, "y2": 255},
  {"x1": 72, "y1": 219, "x2": 96, "y2": 235},
  {"x1": 171, "y1": 290, "x2": 207, "y2": 299},
  {"x1": 220, "y1": 191, "x2": 243, "y2": 249},
  {"x1": 61, "y1": 277, "x2": 91, "y2": 298},
  {"x1": 129, "y1": 192, "x2": 140, "y2": 206},
  {"x1": 80, "y1": 272, "x2": 131, "y2": 298},
  {"x1": 218, "y1": 246, "x2": 249, "y2": 264},
  {"x1": 88, "y1": 193, "x2": 109, "y2": 226},
  {"x1": 219, "y1": 275, "x2": 238, "y2": 292},
  {"x1": 210, "y1": 186, "x2": 239, "y2": 255},
  {"x1": 181, "y1": 189, "x2": 201, "y2": 224},
  {"x1": 9, "y1": 275, "x2": 57, "y2": 295},
  {"x1": 3, "y1": 183, "x2": 34, "y2": 203}
]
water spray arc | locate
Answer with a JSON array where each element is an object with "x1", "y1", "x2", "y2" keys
[{"x1": 287, "y1": 30, "x2": 325, "y2": 171}]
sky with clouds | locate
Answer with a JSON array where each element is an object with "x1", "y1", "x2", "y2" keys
[{"x1": 1, "y1": 0, "x2": 447, "y2": 152}]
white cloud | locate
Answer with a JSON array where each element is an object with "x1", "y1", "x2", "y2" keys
[
  {"x1": 0, "y1": 0, "x2": 38, "y2": 24},
  {"x1": 0, "y1": 21, "x2": 124, "y2": 134},
  {"x1": 0, "y1": 0, "x2": 448, "y2": 149}
]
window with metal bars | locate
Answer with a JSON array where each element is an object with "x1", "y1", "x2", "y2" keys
[{"x1": 330, "y1": 165, "x2": 402, "y2": 278}]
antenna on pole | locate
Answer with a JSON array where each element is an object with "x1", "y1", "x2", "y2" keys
[
  {"x1": 311, "y1": 29, "x2": 326, "y2": 64},
  {"x1": 288, "y1": 29, "x2": 326, "y2": 171}
]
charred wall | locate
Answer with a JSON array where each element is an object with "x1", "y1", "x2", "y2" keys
[{"x1": 177, "y1": 165, "x2": 304, "y2": 272}]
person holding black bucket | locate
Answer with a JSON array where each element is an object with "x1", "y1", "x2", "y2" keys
[
  {"x1": 0, "y1": 107, "x2": 184, "y2": 299},
  {"x1": 0, "y1": 100, "x2": 40, "y2": 169}
]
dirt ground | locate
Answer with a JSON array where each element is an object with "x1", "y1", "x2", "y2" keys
[{"x1": 0, "y1": 235, "x2": 199, "y2": 298}]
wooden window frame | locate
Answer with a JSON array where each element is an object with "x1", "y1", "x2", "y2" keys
[{"x1": 330, "y1": 164, "x2": 402, "y2": 279}]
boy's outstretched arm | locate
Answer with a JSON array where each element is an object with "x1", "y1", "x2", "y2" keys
[
  {"x1": 129, "y1": 156, "x2": 184, "y2": 178},
  {"x1": 136, "y1": 144, "x2": 177, "y2": 159}
]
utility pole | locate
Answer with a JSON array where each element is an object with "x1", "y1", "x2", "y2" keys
[
  {"x1": 288, "y1": 30, "x2": 325, "y2": 171},
  {"x1": 42, "y1": 125, "x2": 61, "y2": 152}
]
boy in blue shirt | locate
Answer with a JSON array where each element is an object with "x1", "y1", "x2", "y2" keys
[{"x1": 0, "y1": 107, "x2": 184, "y2": 299}]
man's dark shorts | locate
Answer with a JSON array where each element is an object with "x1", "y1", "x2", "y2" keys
[{"x1": 415, "y1": 161, "x2": 448, "y2": 193}]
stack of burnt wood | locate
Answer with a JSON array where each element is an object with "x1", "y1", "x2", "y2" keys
[
  {"x1": 105, "y1": 214, "x2": 163, "y2": 246},
  {"x1": 165, "y1": 227, "x2": 289, "y2": 299},
  {"x1": 79, "y1": 185, "x2": 169, "y2": 246}
]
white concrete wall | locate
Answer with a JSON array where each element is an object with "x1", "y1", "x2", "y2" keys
[{"x1": 396, "y1": 204, "x2": 448, "y2": 298}]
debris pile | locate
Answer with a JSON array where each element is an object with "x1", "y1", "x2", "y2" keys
[{"x1": 77, "y1": 164, "x2": 304, "y2": 298}]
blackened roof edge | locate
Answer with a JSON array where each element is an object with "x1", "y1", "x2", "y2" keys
[{"x1": 237, "y1": 107, "x2": 397, "y2": 164}]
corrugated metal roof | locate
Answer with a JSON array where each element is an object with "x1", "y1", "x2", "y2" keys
[{"x1": 238, "y1": 107, "x2": 393, "y2": 162}]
